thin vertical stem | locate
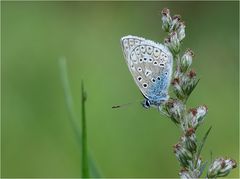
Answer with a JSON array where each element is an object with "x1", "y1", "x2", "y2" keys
[
  {"x1": 59, "y1": 58, "x2": 95, "y2": 178},
  {"x1": 59, "y1": 57, "x2": 82, "y2": 142},
  {"x1": 81, "y1": 81, "x2": 89, "y2": 178}
]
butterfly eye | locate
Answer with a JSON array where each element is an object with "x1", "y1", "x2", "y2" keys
[
  {"x1": 153, "y1": 61, "x2": 158, "y2": 65},
  {"x1": 142, "y1": 99, "x2": 150, "y2": 109},
  {"x1": 145, "y1": 100, "x2": 150, "y2": 107},
  {"x1": 137, "y1": 67, "x2": 142, "y2": 72},
  {"x1": 139, "y1": 58, "x2": 143, "y2": 63},
  {"x1": 151, "y1": 78, "x2": 156, "y2": 83},
  {"x1": 149, "y1": 58, "x2": 153, "y2": 62},
  {"x1": 143, "y1": 57, "x2": 147, "y2": 61},
  {"x1": 157, "y1": 77, "x2": 161, "y2": 80}
]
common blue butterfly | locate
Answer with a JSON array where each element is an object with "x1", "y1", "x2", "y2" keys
[{"x1": 120, "y1": 35, "x2": 173, "y2": 109}]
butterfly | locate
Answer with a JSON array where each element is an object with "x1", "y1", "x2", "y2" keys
[{"x1": 120, "y1": 35, "x2": 173, "y2": 109}]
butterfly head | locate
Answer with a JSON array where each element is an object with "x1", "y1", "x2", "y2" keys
[
  {"x1": 142, "y1": 99, "x2": 151, "y2": 109},
  {"x1": 141, "y1": 95, "x2": 169, "y2": 109}
]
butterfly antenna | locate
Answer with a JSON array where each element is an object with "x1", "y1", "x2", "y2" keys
[{"x1": 112, "y1": 100, "x2": 142, "y2": 109}]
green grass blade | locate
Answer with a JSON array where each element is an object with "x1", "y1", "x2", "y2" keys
[
  {"x1": 195, "y1": 126, "x2": 212, "y2": 167},
  {"x1": 81, "y1": 81, "x2": 90, "y2": 178},
  {"x1": 88, "y1": 155, "x2": 101, "y2": 177},
  {"x1": 59, "y1": 57, "x2": 81, "y2": 141},
  {"x1": 59, "y1": 57, "x2": 101, "y2": 178}
]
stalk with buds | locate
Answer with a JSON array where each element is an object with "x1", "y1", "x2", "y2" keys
[{"x1": 160, "y1": 8, "x2": 237, "y2": 178}]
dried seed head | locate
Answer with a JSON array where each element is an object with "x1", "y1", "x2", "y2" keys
[
  {"x1": 181, "y1": 129, "x2": 197, "y2": 153},
  {"x1": 177, "y1": 21, "x2": 186, "y2": 41},
  {"x1": 189, "y1": 108, "x2": 198, "y2": 116},
  {"x1": 165, "y1": 32, "x2": 180, "y2": 55},
  {"x1": 195, "y1": 105, "x2": 208, "y2": 124},
  {"x1": 165, "y1": 99, "x2": 185, "y2": 124},
  {"x1": 171, "y1": 78, "x2": 185, "y2": 100},
  {"x1": 161, "y1": 8, "x2": 170, "y2": 16},
  {"x1": 173, "y1": 143, "x2": 193, "y2": 168},
  {"x1": 171, "y1": 15, "x2": 181, "y2": 31},
  {"x1": 173, "y1": 14, "x2": 181, "y2": 21},
  {"x1": 188, "y1": 69, "x2": 196, "y2": 78},
  {"x1": 180, "y1": 49, "x2": 194, "y2": 73},
  {"x1": 180, "y1": 71, "x2": 199, "y2": 97},
  {"x1": 207, "y1": 158, "x2": 237, "y2": 178},
  {"x1": 161, "y1": 8, "x2": 172, "y2": 32},
  {"x1": 185, "y1": 128, "x2": 195, "y2": 136},
  {"x1": 172, "y1": 77, "x2": 180, "y2": 85},
  {"x1": 187, "y1": 106, "x2": 208, "y2": 129}
]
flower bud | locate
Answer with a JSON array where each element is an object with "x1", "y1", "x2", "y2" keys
[
  {"x1": 188, "y1": 106, "x2": 208, "y2": 129},
  {"x1": 207, "y1": 158, "x2": 237, "y2": 178},
  {"x1": 171, "y1": 15, "x2": 181, "y2": 31},
  {"x1": 181, "y1": 70, "x2": 199, "y2": 97},
  {"x1": 182, "y1": 128, "x2": 197, "y2": 152},
  {"x1": 180, "y1": 49, "x2": 194, "y2": 73},
  {"x1": 187, "y1": 108, "x2": 198, "y2": 128},
  {"x1": 188, "y1": 69, "x2": 196, "y2": 77},
  {"x1": 177, "y1": 21, "x2": 186, "y2": 41},
  {"x1": 164, "y1": 32, "x2": 180, "y2": 55},
  {"x1": 195, "y1": 105, "x2": 208, "y2": 123},
  {"x1": 172, "y1": 78, "x2": 185, "y2": 100},
  {"x1": 165, "y1": 99, "x2": 185, "y2": 124},
  {"x1": 164, "y1": 37, "x2": 171, "y2": 51},
  {"x1": 170, "y1": 31, "x2": 180, "y2": 54},
  {"x1": 174, "y1": 143, "x2": 193, "y2": 168},
  {"x1": 218, "y1": 159, "x2": 237, "y2": 177},
  {"x1": 161, "y1": 8, "x2": 172, "y2": 32}
]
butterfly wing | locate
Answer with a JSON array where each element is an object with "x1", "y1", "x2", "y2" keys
[{"x1": 120, "y1": 35, "x2": 173, "y2": 102}]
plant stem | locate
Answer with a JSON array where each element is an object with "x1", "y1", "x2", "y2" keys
[
  {"x1": 81, "y1": 81, "x2": 90, "y2": 178},
  {"x1": 59, "y1": 57, "x2": 82, "y2": 142},
  {"x1": 195, "y1": 126, "x2": 212, "y2": 168},
  {"x1": 59, "y1": 57, "x2": 98, "y2": 178}
]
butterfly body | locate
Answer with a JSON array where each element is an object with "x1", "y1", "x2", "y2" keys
[{"x1": 120, "y1": 35, "x2": 173, "y2": 108}]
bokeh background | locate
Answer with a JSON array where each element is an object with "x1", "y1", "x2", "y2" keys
[{"x1": 1, "y1": 1, "x2": 239, "y2": 178}]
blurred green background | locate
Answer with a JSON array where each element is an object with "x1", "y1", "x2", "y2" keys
[{"x1": 1, "y1": 1, "x2": 239, "y2": 178}]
